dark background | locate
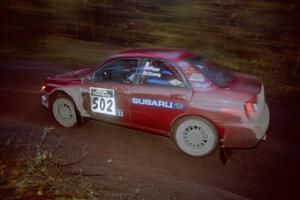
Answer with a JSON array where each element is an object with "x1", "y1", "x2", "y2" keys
[
  {"x1": 1, "y1": 1, "x2": 300, "y2": 199},
  {"x1": 0, "y1": 0, "x2": 300, "y2": 96}
]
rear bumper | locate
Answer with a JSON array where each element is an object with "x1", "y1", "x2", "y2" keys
[{"x1": 222, "y1": 103, "x2": 270, "y2": 148}]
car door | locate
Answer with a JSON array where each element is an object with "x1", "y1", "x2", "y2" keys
[
  {"x1": 81, "y1": 58, "x2": 140, "y2": 126},
  {"x1": 130, "y1": 58, "x2": 193, "y2": 135}
]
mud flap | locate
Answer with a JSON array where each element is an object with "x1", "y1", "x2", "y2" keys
[{"x1": 219, "y1": 147, "x2": 232, "y2": 165}]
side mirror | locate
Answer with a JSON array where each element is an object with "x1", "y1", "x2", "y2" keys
[{"x1": 100, "y1": 70, "x2": 112, "y2": 81}]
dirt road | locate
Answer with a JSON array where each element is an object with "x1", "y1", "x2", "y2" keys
[{"x1": 0, "y1": 61, "x2": 299, "y2": 199}]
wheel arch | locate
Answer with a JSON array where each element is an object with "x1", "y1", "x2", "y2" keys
[
  {"x1": 49, "y1": 90, "x2": 74, "y2": 110},
  {"x1": 49, "y1": 89, "x2": 86, "y2": 125},
  {"x1": 170, "y1": 114, "x2": 224, "y2": 139}
]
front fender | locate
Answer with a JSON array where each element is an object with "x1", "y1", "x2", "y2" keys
[{"x1": 49, "y1": 86, "x2": 90, "y2": 118}]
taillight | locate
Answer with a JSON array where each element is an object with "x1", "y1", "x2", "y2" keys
[{"x1": 244, "y1": 101, "x2": 259, "y2": 119}]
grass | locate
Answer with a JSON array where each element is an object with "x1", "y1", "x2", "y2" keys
[{"x1": 0, "y1": 126, "x2": 97, "y2": 200}]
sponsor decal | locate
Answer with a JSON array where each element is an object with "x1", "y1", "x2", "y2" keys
[
  {"x1": 189, "y1": 73, "x2": 205, "y2": 82},
  {"x1": 142, "y1": 71, "x2": 161, "y2": 78},
  {"x1": 192, "y1": 81, "x2": 211, "y2": 88},
  {"x1": 196, "y1": 64, "x2": 204, "y2": 69},
  {"x1": 143, "y1": 65, "x2": 160, "y2": 72},
  {"x1": 131, "y1": 97, "x2": 184, "y2": 109},
  {"x1": 142, "y1": 61, "x2": 161, "y2": 78},
  {"x1": 174, "y1": 102, "x2": 185, "y2": 109},
  {"x1": 189, "y1": 73, "x2": 211, "y2": 88},
  {"x1": 91, "y1": 88, "x2": 113, "y2": 98},
  {"x1": 116, "y1": 109, "x2": 124, "y2": 117},
  {"x1": 168, "y1": 79, "x2": 183, "y2": 87}
]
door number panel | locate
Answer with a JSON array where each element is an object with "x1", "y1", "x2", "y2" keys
[{"x1": 90, "y1": 87, "x2": 116, "y2": 116}]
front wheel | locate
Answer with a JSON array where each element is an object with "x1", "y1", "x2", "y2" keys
[
  {"x1": 52, "y1": 97, "x2": 78, "y2": 128},
  {"x1": 174, "y1": 117, "x2": 219, "y2": 157}
]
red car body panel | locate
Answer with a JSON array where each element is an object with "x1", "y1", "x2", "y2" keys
[{"x1": 40, "y1": 49, "x2": 270, "y2": 148}]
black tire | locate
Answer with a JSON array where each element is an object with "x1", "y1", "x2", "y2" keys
[{"x1": 174, "y1": 117, "x2": 219, "y2": 157}]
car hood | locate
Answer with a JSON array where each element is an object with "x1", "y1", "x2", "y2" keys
[
  {"x1": 227, "y1": 72, "x2": 261, "y2": 95},
  {"x1": 54, "y1": 67, "x2": 93, "y2": 79}
]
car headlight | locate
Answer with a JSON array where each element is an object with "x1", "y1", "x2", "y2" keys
[{"x1": 41, "y1": 85, "x2": 46, "y2": 91}]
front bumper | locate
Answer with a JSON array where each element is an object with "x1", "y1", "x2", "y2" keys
[
  {"x1": 222, "y1": 103, "x2": 270, "y2": 148},
  {"x1": 40, "y1": 92, "x2": 49, "y2": 109}
]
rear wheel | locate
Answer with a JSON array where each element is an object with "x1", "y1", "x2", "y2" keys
[
  {"x1": 52, "y1": 96, "x2": 78, "y2": 128},
  {"x1": 174, "y1": 117, "x2": 218, "y2": 157}
]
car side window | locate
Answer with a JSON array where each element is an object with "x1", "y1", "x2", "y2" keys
[
  {"x1": 138, "y1": 59, "x2": 185, "y2": 87},
  {"x1": 93, "y1": 59, "x2": 138, "y2": 84}
]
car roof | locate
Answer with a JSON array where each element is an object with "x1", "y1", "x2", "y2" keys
[{"x1": 109, "y1": 48, "x2": 196, "y2": 62}]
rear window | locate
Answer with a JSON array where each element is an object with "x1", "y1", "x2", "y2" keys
[{"x1": 184, "y1": 56, "x2": 234, "y2": 87}]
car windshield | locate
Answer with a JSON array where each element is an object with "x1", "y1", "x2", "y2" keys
[{"x1": 185, "y1": 56, "x2": 234, "y2": 87}]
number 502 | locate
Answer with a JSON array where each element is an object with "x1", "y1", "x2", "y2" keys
[{"x1": 92, "y1": 97, "x2": 113, "y2": 113}]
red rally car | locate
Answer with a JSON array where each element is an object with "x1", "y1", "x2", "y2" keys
[{"x1": 40, "y1": 49, "x2": 270, "y2": 157}]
